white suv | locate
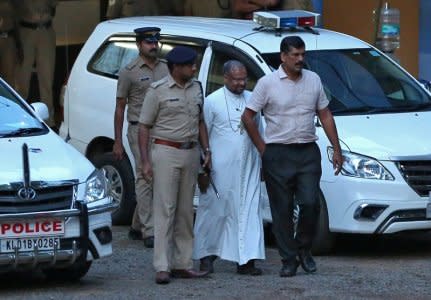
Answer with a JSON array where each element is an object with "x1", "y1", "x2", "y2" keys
[
  {"x1": 60, "y1": 14, "x2": 431, "y2": 253},
  {"x1": 0, "y1": 77, "x2": 118, "y2": 280}
]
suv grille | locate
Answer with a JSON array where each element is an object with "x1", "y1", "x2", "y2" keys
[
  {"x1": 396, "y1": 161, "x2": 431, "y2": 197},
  {"x1": 0, "y1": 182, "x2": 75, "y2": 214}
]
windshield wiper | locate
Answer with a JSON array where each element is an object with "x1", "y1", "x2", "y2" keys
[
  {"x1": 0, "y1": 127, "x2": 46, "y2": 138},
  {"x1": 331, "y1": 106, "x2": 373, "y2": 114},
  {"x1": 406, "y1": 102, "x2": 431, "y2": 111}
]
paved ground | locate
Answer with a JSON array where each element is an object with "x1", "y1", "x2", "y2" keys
[{"x1": 1, "y1": 226, "x2": 431, "y2": 299}]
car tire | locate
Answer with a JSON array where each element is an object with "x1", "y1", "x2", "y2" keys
[
  {"x1": 92, "y1": 152, "x2": 136, "y2": 225},
  {"x1": 43, "y1": 259, "x2": 92, "y2": 282},
  {"x1": 311, "y1": 193, "x2": 336, "y2": 255}
]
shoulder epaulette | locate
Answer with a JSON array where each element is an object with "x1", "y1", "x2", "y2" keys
[
  {"x1": 125, "y1": 57, "x2": 140, "y2": 70},
  {"x1": 151, "y1": 77, "x2": 168, "y2": 88}
]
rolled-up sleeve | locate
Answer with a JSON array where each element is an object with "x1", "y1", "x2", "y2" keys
[
  {"x1": 139, "y1": 87, "x2": 159, "y2": 126},
  {"x1": 246, "y1": 78, "x2": 267, "y2": 113},
  {"x1": 116, "y1": 68, "x2": 130, "y2": 99},
  {"x1": 316, "y1": 77, "x2": 329, "y2": 110}
]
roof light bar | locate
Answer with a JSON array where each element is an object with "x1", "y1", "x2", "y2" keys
[{"x1": 253, "y1": 10, "x2": 321, "y2": 29}]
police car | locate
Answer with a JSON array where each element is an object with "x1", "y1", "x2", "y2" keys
[
  {"x1": 60, "y1": 11, "x2": 431, "y2": 253},
  {"x1": 0, "y1": 77, "x2": 118, "y2": 280}
]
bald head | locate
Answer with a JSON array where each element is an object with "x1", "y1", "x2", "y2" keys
[{"x1": 223, "y1": 60, "x2": 248, "y2": 95}]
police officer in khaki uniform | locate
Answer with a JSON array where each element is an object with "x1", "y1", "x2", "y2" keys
[
  {"x1": 280, "y1": 0, "x2": 314, "y2": 11},
  {"x1": 139, "y1": 46, "x2": 211, "y2": 284},
  {"x1": 231, "y1": 0, "x2": 279, "y2": 19},
  {"x1": 157, "y1": 0, "x2": 185, "y2": 15},
  {"x1": 106, "y1": 0, "x2": 159, "y2": 19},
  {"x1": 13, "y1": 0, "x2": 57, "y2": 127},
  {"x1": 184, "y1": 0, "x2": 231, "y2": 18},
  {"x1": 0, "y1": 0, "x2": 18, "y2": 86},
  {"x1": 114, "y1": 27, "x2": 168, "y2": 248}
]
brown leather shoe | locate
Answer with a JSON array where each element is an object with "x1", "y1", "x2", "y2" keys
[
  {"x1": 155, "y1": 271, "x2": 170, "y2": 284},
  {"x1": 171, "y1": 269, "x2": 209, "y2": 278}
]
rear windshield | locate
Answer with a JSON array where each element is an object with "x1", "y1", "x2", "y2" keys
[{"x1": 262, "y1": 49, "x2": 431, "y2": 115}]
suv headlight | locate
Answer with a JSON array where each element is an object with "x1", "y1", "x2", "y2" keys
[
  {"x1": 327, "y1": 147, "x2": 394, "y2": 180},
  {"x1": 85, "y1": 169, "x2": 109, "y2": 202}
]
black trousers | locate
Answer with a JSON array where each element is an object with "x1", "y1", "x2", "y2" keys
[{"x1": 262, "y1": 142, "x2": 322, "y2": 262}]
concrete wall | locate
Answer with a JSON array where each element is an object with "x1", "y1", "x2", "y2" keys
[{"x1": 322, "y1": 0, "x2": 419, "y2": 77}]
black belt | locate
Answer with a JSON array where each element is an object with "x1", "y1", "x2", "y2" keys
[
  {"x1": 20, "y1": 20, "x2": 52, "y2": 30},
  {"x1": 154, "y1": 139, "x2": 197, "y2": 150},
  {"x1": 0, "y1": 29, "x2": 13, "y2": 38},
  {"x1": 129, "y1": 121, "x2": 138, "y2": 125}
]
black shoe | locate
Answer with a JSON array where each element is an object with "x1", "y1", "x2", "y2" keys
[
  {"x1": 236, "y1": 260, "x2": 262, "y2": 276},
  {"x1": 143, "y1": 236, "x2": 154, "y2": 248},
  {"x1": 298, "y1": 250, "x2": 317, "y2": 273},
  {"x1": 128, "y1": 228, "x2": 143, "y2": 240},
  {"x1": 200, "y1": 255, "x2": 216, "y2": 273},
  {"x1": 155, "y1": 271, "x2": 170, "y2": 284},
  {"x1": 279, "y1": 259, "x2": 299, "y2": 277}
]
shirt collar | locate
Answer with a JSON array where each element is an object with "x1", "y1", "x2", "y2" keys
[
  {"x1": 277, "y1": 64, "x2": 303, "y2": 81},
  {"x1": 137, "y1": 56, "x2": 160, "y2": 68},
  {"x1": 223, "y1": 86, "x2": 243, "y2": 99},
  {"x1": 167, "y1": 73, "x2": 194, "y2": 88}
]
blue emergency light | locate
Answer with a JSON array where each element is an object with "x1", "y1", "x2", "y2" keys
[{"x1": 253, "y1": 10, "x2": 321, "y2": 29}]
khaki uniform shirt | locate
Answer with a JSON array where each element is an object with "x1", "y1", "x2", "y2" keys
[
  {"x1": 117, "y1": 57, "x2": 168, "y2": 122},
  {"x1": 157, "y1": 0, "x2": 185, "y2": 15},
  {"x1": 184, "y1": 0, "x2": 231, "y2": 17},
  {"x1": 13, "y1": 0, "x2": 57, "y2": 23},
  {"x1": 281, "y1": 0, "x2": 314, "y2": 11},
  {"x1": 106, "y1": 0, "x2": 158, "y2": 18},
  {"x1": 0, "y1": 0, "x2": 15, "y2": 32},
  {"x1": 139, "y1": 74, "x2": 203, "y2": 142},
  {"x1": 247, "y1": 66, "x2": 328, "y2": 144}
]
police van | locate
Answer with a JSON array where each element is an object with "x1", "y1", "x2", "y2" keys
[
  {"x1": 60, "y1": 11, "x2": 431, "y2": 253},
  {"x1": 0, "y1": 77, "x2": 118, "y2": 280}
]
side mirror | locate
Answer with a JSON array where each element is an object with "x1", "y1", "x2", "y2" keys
[{"x1": 31, "y1": 102, "x2": 49, "y2": 121}]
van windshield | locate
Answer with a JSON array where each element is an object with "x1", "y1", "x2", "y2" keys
[{"x1": 261, "y1": 49, "x2": 431, "y2": 115}]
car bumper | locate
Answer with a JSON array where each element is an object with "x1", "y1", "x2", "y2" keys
[{"x1": 0, "y1": 200, "x2": 119, "y2": 271}]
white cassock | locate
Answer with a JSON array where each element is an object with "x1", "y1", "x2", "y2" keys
[{"x1": 193, "y1": 86, "x2": 265, "y2": 265}]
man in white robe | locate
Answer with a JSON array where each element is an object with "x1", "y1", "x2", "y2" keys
[{"x1": 193, "y1": 60, "x2": 265, "y2": 275}]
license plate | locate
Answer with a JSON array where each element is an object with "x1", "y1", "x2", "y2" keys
[{"x1": 0, "y1": 237, "x2": 60, "y2": 253}]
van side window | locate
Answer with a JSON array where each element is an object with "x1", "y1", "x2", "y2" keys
[
  {"x1": 206, "y1": 48, "x2": 261, "y2": 96},
  {"x1": 89, "y1": 39, "x2": 138, "y2": 78},
  {"x1": 88, "y1": 38, "x2": 206, "y2": 79},
  {"x1": 159, "y1": 42, "x2": 205, "y2": 74}
]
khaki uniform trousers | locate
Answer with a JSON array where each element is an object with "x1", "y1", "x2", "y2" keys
[
  {"x1": 0, "y1": 35, "x2": 16, "y2": 86},
  {"x1": 16, "y1": 26, "x2": 55, "y2": 125},
  {"x1": 151, "y1": 143, "x2": 199, "y2": 272},
  {"x1": 127, "y1": 124, "x2": 154, "y2": 238}
]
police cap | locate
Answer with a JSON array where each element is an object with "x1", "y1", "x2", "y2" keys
[
  {"x1": 166, "y1": 46, "x2": 197, "y2": 65},
  {"x1": 134, "y1": 27, "x2": 161, "y2": 42}
]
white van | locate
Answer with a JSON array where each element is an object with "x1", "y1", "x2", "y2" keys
[
  {"x1": 60, "y1": 12, "x2": 431, "y2": 253},
  {"x1": 0, "y1": 78, "x2": 118, "y2": 280}
]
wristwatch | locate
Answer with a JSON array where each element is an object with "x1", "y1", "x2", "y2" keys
[{"x1": 204, "y1": 147, "x2": 211, "y2": 155}]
